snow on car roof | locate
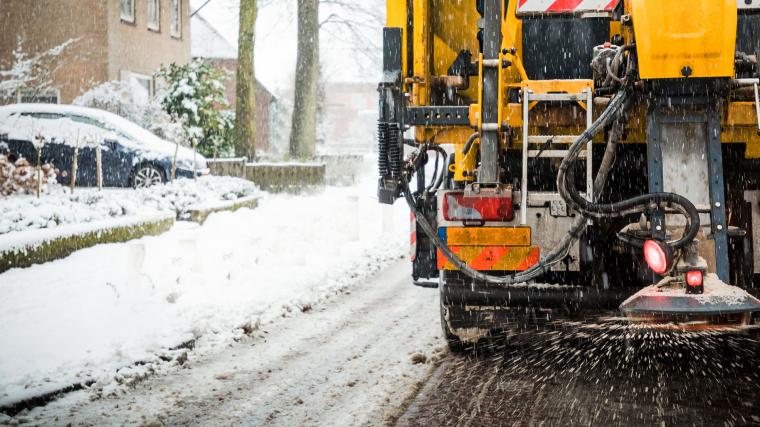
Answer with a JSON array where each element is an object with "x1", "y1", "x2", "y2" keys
[{"x1": 0, "y1": 103, "x2": 202, "y2": 163}]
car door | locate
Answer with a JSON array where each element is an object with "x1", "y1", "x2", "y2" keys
[
  {"x1": 67, "y1": 114, "x2": 133, "y2": 187},
  {"x1": 17, "y1": 112, "x2": 73, "y2": 185}
]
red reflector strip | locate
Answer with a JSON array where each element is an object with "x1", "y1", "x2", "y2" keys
[
  {"x1": 443, "y1": 192, "x2": 514, "y2": 222},
  {"x1": 546, "y1": 0, "x2": 584, "y2": 12},
  {"x1": 517, "y1": 0, "x2": 619, "y2": 13},
  {"x1": 437, "y1": 246, "x2": 540, "y2": 271},
  {"x1": 410, "y1": 212, "x2": 417, "y2": 261}
]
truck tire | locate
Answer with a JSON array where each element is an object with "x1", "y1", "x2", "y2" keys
[{"x1": 439, "y1": 296, "x2": 467, "y2": 353}]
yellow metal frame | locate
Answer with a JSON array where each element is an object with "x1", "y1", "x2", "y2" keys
[
  {"x1": 629, "y1": 0, "x2": 737, "y2": 79},
  {"x1": 386, "y1": 0, "x2": 760, "y2": 181}
]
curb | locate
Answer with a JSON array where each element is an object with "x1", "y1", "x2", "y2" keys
[{"x1": 0, "y1": 215, "x2": 175, "y2": 274}]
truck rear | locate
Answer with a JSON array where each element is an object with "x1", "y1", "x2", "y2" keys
[{"x1": 377, "y1": 0, "x2": 760, "y2": 350}]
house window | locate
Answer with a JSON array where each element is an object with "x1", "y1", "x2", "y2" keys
[
  {"x1": 120, "y1": 0, "x2": 135, "y2": 23},
  {"x1": 147, "y1": 0, "x2": 160, "y2": 31},
  {"x1": 170, "y1": 0, "x2": 181, "y2": 38},
  {"x1": 131, "y1": 73, "x2": 154, "y2": 101},
  {"x1": 17, "y1": 88, "x2": 60, "y2": 104},
  {"x1": 121, "y1": 70, "x2": 153, "y2": 102}
]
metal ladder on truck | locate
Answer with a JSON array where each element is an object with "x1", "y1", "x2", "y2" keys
[{"x1": 520, "y1": 81, "x2": 594, "y2": 225}]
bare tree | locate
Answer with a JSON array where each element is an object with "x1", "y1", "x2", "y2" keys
[
  {"x1": 288, "y1": 0, "x2": 320, "y2": 159},
  {"x1": 0, "y1": 37, "x2": 78, "y2": 104},
  {"x1": 235, "y1": 0, "x2": 258, "y2": 159},
  {"x1": 288, "y1": 0, "x2": 382, "y2": 159}
]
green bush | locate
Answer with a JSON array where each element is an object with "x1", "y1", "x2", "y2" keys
[{"x1": 156, "y1": 60, "x2": 234, "y2": 157}]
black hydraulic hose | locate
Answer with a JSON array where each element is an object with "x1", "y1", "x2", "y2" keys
[
  {"x1": 426, "y1": 150, "x2": 440, "y2": 193},
  {"x1": 426, "y1": 144, "x2": 448, "y2": 191},
  {"x1": 403, "y1": 51, "x2": 695, "y2": 284},
  {"x1": 461, "y1": 132, "x2": 479, "y2": 157},
  {"x1": 402, "y1": 98, "x2": 628, "y2": 285},
  {"x1": 556, "y1": 89, "x2": 701, "y2": 250}
]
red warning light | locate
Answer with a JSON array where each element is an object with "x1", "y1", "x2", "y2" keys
[
  {"x1": 643, "y1": 240, "x2": 673, "y2": 275},
  {"x1": 686, "y1": 270, "x2": 703, "y2": 287}
]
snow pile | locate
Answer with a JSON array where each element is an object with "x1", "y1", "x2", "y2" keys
[
  {"x1": 0, "y1": 104, "x2": 205, "y2": 166},
  {"x1": 0, "y1": 176, "x2": 257, "y2": 236},
  {"x1": 141, "y1": 175, "x2": 258, "y2": 216},
  {"x1": 1, "y1": 113, "x2": 104, "y2": 147},
  {"x1": 0, "y1": 176, "x2": 407, "y2": 406}
]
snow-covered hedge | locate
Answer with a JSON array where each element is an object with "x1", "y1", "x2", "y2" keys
[
  {"x1": 0, "y1": 176, "x2": 259, "y2": 235},
  {"x1": 0, "y1": 213, "x2": 175, "y2": 274}
]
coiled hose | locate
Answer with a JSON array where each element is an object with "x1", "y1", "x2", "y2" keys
[
  {"x1": 404, "y1": 85, "x2": 699, "y2": 286},
  {"x1": 555, "y1": 89, "x2": 700, "y2": 250},
  {"x1": 402, "y1": 90, "x2": 632, "y2": 285}
]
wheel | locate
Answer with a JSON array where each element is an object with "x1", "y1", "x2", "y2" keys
[
  {"x1": 439, "y1": 281, "x2": 468, "y2": 353},
  {"x1": 440, "y1": 298, "x2": 467, "y2": 353},
  {"x1": 132, "y1": 164, "x2": 164, "y2": 188}
]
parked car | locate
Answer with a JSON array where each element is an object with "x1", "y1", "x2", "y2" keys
[{"x1": 0, "y1": 104, "x2": 208, "y2": 188}]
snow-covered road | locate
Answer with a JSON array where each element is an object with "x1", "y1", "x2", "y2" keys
[
  {"x1": 0, "y1": 175, "x2": 411, "y2": 410},
  {"x1": 24, "y1": 260, "x2": 443, "y2": 426}
]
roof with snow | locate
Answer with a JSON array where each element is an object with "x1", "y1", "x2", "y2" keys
[{"x1": 191, "y1": 14, "x2": 237, "y2": 59}]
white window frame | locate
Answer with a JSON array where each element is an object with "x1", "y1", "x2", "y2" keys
[
  {"x1": 17, "y1": 88, "x2": 60, "y2": 104},
  {"x1": 147, "y1": 0, "x2": 160, "y2": 31},
  {"x1": 120, "y1": 0, "x2": 135, "y2": 23},
  {"x1": 170, "y1": 0, "x2": 182, "y2": 38},
  {"x1": 130, "y1": 72, "x2": 154, "y2": 98}
]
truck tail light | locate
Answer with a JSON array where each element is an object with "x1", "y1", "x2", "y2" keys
[
  {"x1": 643, "y1": 240, "x2": 673, "y2": 275},
  {"x1": 685, "y1": 270, "x2": 704, "y2": 294},
  {"x1": 686, "y1": 270, "x2": 703, "y2": 287},
  {"x1": 443, "y1": 192, "x2": 514, "y2": 222}
]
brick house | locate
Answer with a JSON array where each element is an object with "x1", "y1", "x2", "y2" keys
[
  {"x1": 0, "y1": 0, "x2": 192, "y2": 104},
  {"x1": 321, "y1": 82, "x2": 378, "y2": 154},
  {"x1": 191, "y1": 14, "x2": 274, "y2": 152}
]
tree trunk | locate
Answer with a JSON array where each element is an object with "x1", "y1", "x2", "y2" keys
[
  {"x1": 96, "y1": 145, "x2": 102, "y2": 190},
  {"x1": 71, "y1": 146, "x2": 78, "y2": 193},
  {"x1": 172, "y1": 141, "x2": 179, "y2": 181},
  {"x1": 35, "y1": 146, "x2": 41, "y2": 198},
  {"x1": 235, "y1": 0, "x2": 257, "y2": 160},
  {"x1": 289, "y1": 0, "x2": 319, "y2": 160}
]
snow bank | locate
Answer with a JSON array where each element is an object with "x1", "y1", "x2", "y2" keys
[
  {"x1": 0, "y1": 176, "x2": 258, "y2": 237},
  {"x1": 0, "y1": 176, "x2": 407, "y2": 407},
  {"x1": 0, "y1": 212, "x2": 173, "y2": 254}
]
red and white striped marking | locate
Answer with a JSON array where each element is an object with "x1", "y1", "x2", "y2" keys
[
  {"x1": 410, "y1": 212, "x2": 417, "y2": 261},
  {"x1": 517, "y1": 0, "x2": 619, "y2": 14}
]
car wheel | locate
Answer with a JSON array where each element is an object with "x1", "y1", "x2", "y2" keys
[{"x1": 132, "y1": 164, "x2": 164, "y2": 188}]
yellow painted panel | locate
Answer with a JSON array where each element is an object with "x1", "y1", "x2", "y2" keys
[
  {"x1": 520, "y1": 79, "x2": 593, "y2": 94},
  {"x1": 386, "y1": 0, "x2": 406, "y2": 28},
  {"x1": 386, "y1": 0, "x2": 407, "y2": 82},
  {"x1": 630, "y1": 0, "x2": 736, "y2": 79},
  {"x1": 446, "y1": 227, "x2": 531, "y2": 247}
]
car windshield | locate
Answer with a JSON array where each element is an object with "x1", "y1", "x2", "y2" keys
[
  {"x1": 68, "y1": 114, "x2": 131, "y2": 142},
  {"x1": 93, "y1": 111, "x2": 167, "y2": 145}
]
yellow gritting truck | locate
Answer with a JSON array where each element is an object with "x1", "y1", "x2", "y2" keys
[{"x1": 377, "y1": 0, "x2": 760, "y2": 351}]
